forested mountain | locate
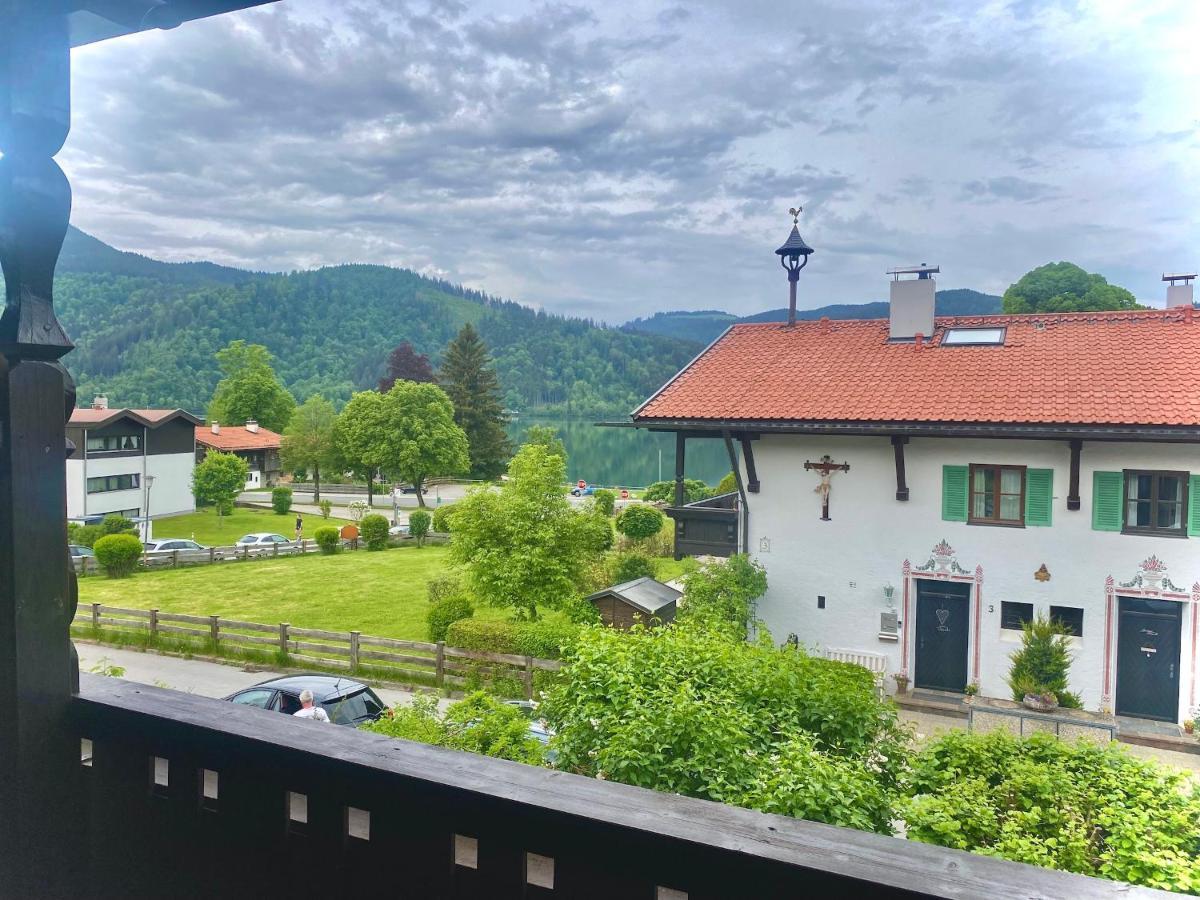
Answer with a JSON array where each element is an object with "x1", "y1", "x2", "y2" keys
[
  {"x1": 37, "y1": 228, "x2": 699, "y2": 417},
  {"x1": 623, "y1": 289, "x2": 1002, "y2": 345}
]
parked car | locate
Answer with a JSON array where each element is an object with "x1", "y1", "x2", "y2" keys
[
  {"x1": 235, "y1": 532, "x2": 300, "y2": 554},
  {"x1": 68, "y1": 544, "x2": 94, "y2": 558},
  {"x1": 398, "y1": 483, "x2": 424, "y2": 495},
  {"x1": 388, "y1": 523, "x2": 410, "y2": 536},
  {"x1": 143, "y1": 538, "x2": 223, "y2": 565},
  {"x1": 505, "y1": 700, "x2": 555, "y2": 754},
  {"x1": 222, "y1": 674, "x2": 386, "y2": 726}
]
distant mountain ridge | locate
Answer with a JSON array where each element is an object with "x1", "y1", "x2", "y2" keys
[{"x1": 622, "y1": 288, "x2": 1003, "y2": 345}]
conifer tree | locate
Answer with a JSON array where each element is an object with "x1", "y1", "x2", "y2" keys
[{"x1": 439, "y1": 323, "x2": 511, "y2": 479}]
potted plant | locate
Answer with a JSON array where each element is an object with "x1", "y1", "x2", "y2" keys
[
  {"x1": 892, "y1": 672, "x2": 910, "y2": 695},
  {"x1": 1007, "y1": 616, "x2": 1081, "y2": 712},
  {"x1": 1184, "y1": 719, "x2": 1195, "y2": 736},
  {"x1": 964, "y1": 682, "x2": 980, "y2": 704}
]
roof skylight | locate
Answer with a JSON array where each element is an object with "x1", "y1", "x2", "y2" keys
[{"x1": 941, "y1": 327, "x2": 1005, "y2": 346}]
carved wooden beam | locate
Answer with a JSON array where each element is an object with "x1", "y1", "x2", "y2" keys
[
  {"x1": 891, "y1": 435, "x2": 909, "y2": 501},
  {"x1": 739, "y1": 434, "x2": 759, "y2": 492},
  {"x1": 1067, "y1": 439, "x2": 1082, "y2": 511}
]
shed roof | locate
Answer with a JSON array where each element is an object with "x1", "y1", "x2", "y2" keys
[{"x1": 585, "y1": 577, "x2": 681, "y2": 615}]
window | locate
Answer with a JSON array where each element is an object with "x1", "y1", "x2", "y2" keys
[
  {"x1": 86, "y1": 434, "x2": 141, "y2": 453},
  {"x1": 969, "y1": 464, "x2": 1025, "y2": 526},
  {"x1": 1001, "y1": 601, "x2": 1033, "y2": 631},
  {"x1": 86, "y1": 473, "x2": 140, "y2": 494},
  {"x1": 229, "y1": 689, "x2": 275, "y2": 709},
  {"x1": 941, "y1": 327, "x2": 1005, "y2": 346},
  {"x1": 1050, "y1": 605, "x2": 1083, "y2": 637},
  {"x1": 1123, "y1": 470, "x2": 1188, "y2": 536}
]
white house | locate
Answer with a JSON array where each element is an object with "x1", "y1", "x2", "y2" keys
[
  {"x1": 631, "y1": 268, "x2": 1200, "y2": 725},
  {"x1": 66, "y1": 397, "x2": 199, "y2": 538}
]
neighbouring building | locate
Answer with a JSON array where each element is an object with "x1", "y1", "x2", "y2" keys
[
  {"x1": 586, "y1": 577, "x2": 680, "y2": 629},
  {"x1": 66, "y1": 396, "x2": 199, "y2": 534},
  {"x1": 195, "y1": 420, "x2": 283, "y2": 489},
  {"x1": 630, "y1": 267, "x2": 1200, "y2": 725}
]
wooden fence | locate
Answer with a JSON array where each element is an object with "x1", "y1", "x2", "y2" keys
[{"x1": 74, "y1": 604, "x2": 560, "y2": 699}]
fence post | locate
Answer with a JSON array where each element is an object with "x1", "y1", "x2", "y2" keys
[
  {"x1": 209, "y1": 615, "x2": 220, "y2": 649},
  {"x1": 523, "y1": 656, "x2": 534, "y2": 700},
  {"x1": 149, "y1": 608, "x2": 159, "y2": 642},
  {"x1": 349, "y1": 631, "x2": 360, "y2": 673},
  {"x1": 272, "y1": 542, "x2": 278, "y2": 558},
  {"x1": 436, "y1": 641, "x2": 445, "y2": 689},
  {"x1": 209, "y1": 547, "x2": 215, "y2": 564},
  {"x1": 91, "y1": 602, "x2": 100, "y2": 629},
  {"x1": 279, "y1": 623, "x2": 290, "y2": 657},
  {"x1": 172, "y1": 550, "x2": 179, "y2": 569}
]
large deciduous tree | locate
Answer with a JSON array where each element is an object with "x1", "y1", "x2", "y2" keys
[
  {"x1": 378, "y1": 341, "x2": 435, "y2": 392},
  {"x1": 280, "y1": 395, "x2": 339, "y2": 503},
  {"x1": 192, "y1": 451, "x2": 249, "y2": 519},
  {"x1": 449, "y1": 443, "x2": 611, "y2": 620},
  {"x1": 1002, "y1": 262, "x2": 1141, "y2": 314},
  {"x1": 207, "y1": 340, "x2": 296, "y2": 433},
  {"x1": 439, "y1": 323, "x2": 511, "y2": 480},
  {"x1": 333, "y1": 390, "x2": 391, "y2": 508}
]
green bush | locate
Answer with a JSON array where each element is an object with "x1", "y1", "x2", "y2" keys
[
  {"x1": 446, "y1": 618, "x2": 519, "y2": 653},
  {"x1": 1008, "y1": 616, "x2": 1079, "y2": 707},
  {"x1": 313, "y1": 525, "x2": 340, "y2": 554},
  {"x1": 70, "y1": 523, "x2": 105, "y2": 548},
  {"x1": 427, "y1": 593, "x2": 475, "y2": 642},
  {"x1": 593, "y1": 488, "x2": 616, "y2": 516},
  {"x1": 318, "y1": 498, "x2": 332, "y2": 518},
  {"x1": 271, "y1": 486, "x2": 293, "y2": 515},
  {"x1": 716, "y1": 472, "x2": 737, "y2": 495},
  {"x1": 610, "y1": 550, "x2": 657, "y2": 584},
  {"x1": 677, "y1": 554, "x2": 767, "y2": 642},
  {"x1": 93, "y1": 533, "x2": 144, "y2": 578},
  {"x1": 408, "y1": 509, "x2": 432, "y2": 547},
  {"x1": 615, "y1": 504, "x2": 665, "y2": 542},
  {"x1": 360, "y1": 514, "x2": 389, "y2": 551},
  {"x1": 431, "y1": 505, "x2": 454, "y2": 533},
  {"x1": 100, "y1": 514, "x2": 137, "y2": 536},
  {"x1": 904, "y1": 730, "x2": 1200, "y2": 893},
  {"x1": 642, "y1": 479, "x2": 711, "y2": 504}
]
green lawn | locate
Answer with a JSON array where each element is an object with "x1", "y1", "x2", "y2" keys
[{"x1": 152, "y1": 506, "x2": 353, "y2": 546}]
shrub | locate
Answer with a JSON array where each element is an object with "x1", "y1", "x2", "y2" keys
[
  {"x1": 270, "y1": 486, "x2": 293, "y2": 514},
  {"x1": 642, "y1": 478, "x2": 710, "y2": 504},
  {"x1": 615, "y1": 504, "x2": 665, "y2": 542},
  {"x1": 360, "y1": 514, "x2": 389, "y2": 551},
  {"x1": 408, "y1": 509, "x2": 431, "y2": 547},
  {"x1": 1007, "y1": 616, "x2": 1079, "y2": 707},
  {"x1": 610, "y1": 550, "x2": 657, "y2": 584},
  {"x1": 676, "y1": 554, "x2": 767, "y2": 641},
  {"x1": 593, "y1": 488, "x2": 616, "y2": 516},
  {"x1": 100, "y1": 514, "x2": 137, "y2": 536},
  {"x1": 93, "y1": 533, "x2": 143, "y2": 578},
  {"x1": 318, "y1": 498, "x2": 332, "y2": 518},
  {"x1": 513, "y1": 620, "x2": 580, "y2": 659},
  {"x1": 716, "y1": 472, "x2": 737, "y2": 495},
  {"x1": 347, "y1": 499, "x2": 369, "y2": 522},
  {"x1": 427, "y1": 573, "x2": 465, "y2": 605},
  {"x1": 313, "y1": 525, "x2": 340, "y2": 554},
  {"x1": 427, "y1": 593, "x2": 475, "y2": 642},
  {"x1": 446, "y1": 618, "x2": 519, "y2": 654},
  {"x1": 904, "y1": 730, "x2": 1200, "y2": 893},
  {"x1": 70, "y1": 523, "x2": 105, "y2": 548},
  {"x1": 431, "y1": 505, "x2": 454, "y2": 533}
]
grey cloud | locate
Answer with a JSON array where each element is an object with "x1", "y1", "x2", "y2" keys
[{"x1": 961, "y1": 176, "x2": 1062, "y2": 204}]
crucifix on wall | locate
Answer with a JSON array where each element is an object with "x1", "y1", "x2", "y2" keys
[{"x1": 804, "y1": 455, "x2": 850, "y2": 521}]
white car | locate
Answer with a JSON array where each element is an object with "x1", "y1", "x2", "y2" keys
[
  {"x1": 235, "y1": 533, "x2": 300, "y2": 555},
  {"x1": 143, "y1": 538, "x2": 222, "y2": 564}
]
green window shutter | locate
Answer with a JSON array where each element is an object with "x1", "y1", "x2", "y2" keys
[
  {"x1": 1092, "y1": 471, "x2": 1123, "y2": 532},
  {"x1": 941, "y1": 465, "x2": 968, "y2": 522},
  {"x1": 1189, "y1": 475, "x2": 1200, "y2": 537},
  {"x1": 1025, "y1": 468, "x2": 1053, "y2": 526}
]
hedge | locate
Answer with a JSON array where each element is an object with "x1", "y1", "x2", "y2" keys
[
  {"x1": 427, "y1": 594, "x2": 475, "y2": 642},
  {"x1": 445, "y1": 618, "x2": 580, "y2": 660}
]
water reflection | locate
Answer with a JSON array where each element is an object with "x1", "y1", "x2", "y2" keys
[{"x1": 507, "y1": 417, "x2": 734, "y2": 489}]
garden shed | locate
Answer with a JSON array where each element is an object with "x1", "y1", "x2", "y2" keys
[{"x1": 586, "y1": 577, "x2": 680, "y2": 629}]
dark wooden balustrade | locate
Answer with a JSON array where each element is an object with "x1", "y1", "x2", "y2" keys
[
  {"x1": 67, "y1": 674, "x2": 1158, "y2": 900},
  {"x1": 666, "y1": 491, "x2": 740, "y2": 560}
]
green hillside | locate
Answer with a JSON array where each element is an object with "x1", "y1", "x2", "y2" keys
[
  {"x1": 37, "y1": 228, "x2": 699, "y2": 417},
  {"x1": 624, "y1": 288, "x2": 1002, "y2": 345}
]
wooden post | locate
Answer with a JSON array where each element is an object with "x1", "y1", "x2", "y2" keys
[
  {"x1": 209, "y1": 615, "x2": 220, "y2": 648},
  {"x1": 891, "y1": 436, "x2": 910, "y2": 502},
  {"x1": 209, "y1": 547, "x2": 215, "y2": 564},
  {"x1": 279, "y1": 623, "x2": 290, "y2": 656},
  {"x1": 435, "y1": 641, "x2": 445, "y2": 688},
  {"x1": 172, "y1": 549, "x2": 179, "y2": 569},
  {"x1": 149, "y1": 608, "x2": 159, "y2": 642},
  {"x1": 523, "y1": 656, "x2": 535, "y2": 700},
  {"x1": 349, "y1": 631, "x2": 360, "y2": 673},
  {"x1": 272, "y1": 541, "x2": 278, "y2": 558},
  {"x1": 1067, "y1": 439, "x2": 1082, "y2": 511},
  {"x1": 673, "y1": 431, "x2": 686, "y2": 508},
  {"x1": 92, "y1": 602, "x2": 101, "y2": 629}
]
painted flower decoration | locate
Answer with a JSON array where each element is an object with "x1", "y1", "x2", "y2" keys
[
  {"x1": 1141, "y1": 555, "x2": 1168, "y2": 573},
  {"x1": 932, "y1": 539, "x2": 955, "y2": 557}
]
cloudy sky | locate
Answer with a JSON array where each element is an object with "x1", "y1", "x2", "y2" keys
[{"x1": 63, "y1": 0, "x2": 1200, "y2": 321}]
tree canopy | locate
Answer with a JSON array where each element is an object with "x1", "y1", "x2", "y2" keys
[
  {"x1": 448, "y1": 442, "x2": 610, "y2": 619},
  {"x1": 280, "y1": 395, "x2": 339, "y2": 502},
  {"x1": 1001, "y1": 262, "x2": 1141, "y2": 314},
  {"x1": 378, "y1": 341, "x2": 434, "y2": 392},
  {"x1": 439, "y1": 323, "x2": 512, "y2": 480},
  {"x1": 192, "y1": 451, "x2": 249, "y2": 515},
  {"x1": 207, "y1": 340, "x2": 296, "y2": 433}
]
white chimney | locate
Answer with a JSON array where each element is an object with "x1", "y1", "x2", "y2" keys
[
  {"x1": 887, "y1": 264, "x2": 939, "y2": 340},
  {"x1": 1164, "y1": 273, "x2": 1196, "y2": 309},
  {"x1": 211, "y1": 422, "x2": 220, "y2": 435},
  {"x1": 91, "y1": 395, "x2": 108, "y2": 410},
  {"x1": 245, "y1": 419, "x2": 259, "y2": 434}
]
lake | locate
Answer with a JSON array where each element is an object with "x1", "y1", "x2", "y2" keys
[{"x1": 506, "y1": 417, "x2": 734, "y2": 489}]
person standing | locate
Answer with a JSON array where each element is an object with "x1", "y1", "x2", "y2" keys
[
  {"x1": 294, "y1": 512, "x2": 303, "y2": 542},
  {"x1": 292, "y1": 689, "x2": 329, "y2": 722}
]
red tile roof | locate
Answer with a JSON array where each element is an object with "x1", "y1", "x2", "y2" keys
[
  {"x1": 69, "y1": 408, "x2": 200, "y2": 428},
  {"x1": 634, "y1": 308, "x2": 1200, "y2": 428},
  {"x1": 195, "y1": 425, "x2": 282, "y2": 451}
]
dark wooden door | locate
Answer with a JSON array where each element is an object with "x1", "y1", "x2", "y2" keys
[
  {"x1": 915, "y1": 581, "x2": 971, "y2": 692},
  {"x1": 1116, "y1": 597, "x2": 1182, "y2": 721}
]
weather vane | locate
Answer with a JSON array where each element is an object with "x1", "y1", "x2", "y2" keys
[{"x1": 789, "y1": 205, "x2": 803, "y2": 224}]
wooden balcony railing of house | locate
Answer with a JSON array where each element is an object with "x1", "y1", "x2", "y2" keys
[
  {"x1": 0, "y1": 4, "x2": 1170, "y2": 898},
  {"x1": 665, "y1": 491, "x2": 740, "y2": 560}
]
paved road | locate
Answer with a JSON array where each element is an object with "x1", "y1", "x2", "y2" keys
[{"x1": 77, "y1": 643, "x2": 442, "y2": 709}]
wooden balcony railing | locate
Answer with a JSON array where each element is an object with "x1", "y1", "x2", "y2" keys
[
  {"x1": 67, "y1": 674, "x2": 1143, "y2": 899},
  {"x1": 665, "y1": 491, "x2": 740, "y2": 560}
]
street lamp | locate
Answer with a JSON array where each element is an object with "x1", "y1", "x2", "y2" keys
[
  {"x1": 775, "y1": 206, "x2": 815, "y2": 328},
  {"x1": 144, "y1": 474, "x2": 156, "y2": 541}
]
